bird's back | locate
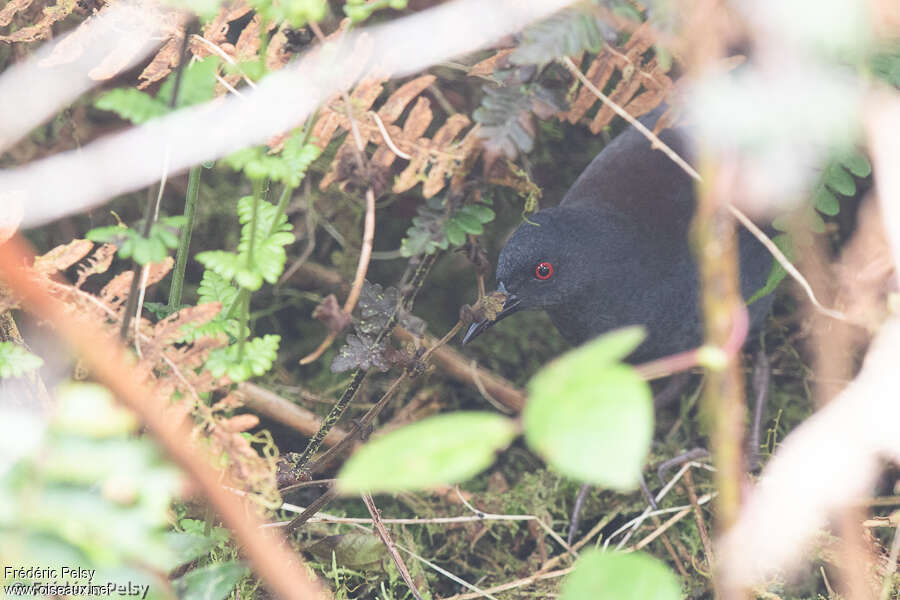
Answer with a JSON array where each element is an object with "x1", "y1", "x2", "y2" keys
[
  {"x1": 547, "y1": 115, "x2": 775, "y2": 360},
  {"x1": 559, "y1": 118, "x2": 695, "y2": 246}
]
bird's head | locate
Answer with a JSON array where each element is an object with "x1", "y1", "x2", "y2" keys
[{"x1": 462, "y1": 206, "x2": 634, "y2": 345}]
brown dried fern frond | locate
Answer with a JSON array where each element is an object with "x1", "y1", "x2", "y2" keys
[
  {"x1": 561, "y1": 22, "x2": 674, "y2": 133},
  {"x1": 314, "y1": 74, "x2": 479, "y2": 199},
  {"x1": 14, "y1": 240, "x2": 280, "y2": 503},
  {"x1": 0, "y1": 0, "x2": 77, "y2": 43}
]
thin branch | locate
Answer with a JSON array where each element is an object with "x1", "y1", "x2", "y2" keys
[
  {"x1": 369, "y1": 110, "x2": 412, "y2": 160},
  {"x1": 0, "y1": 235, "x2": 328, "y2": 600},
  {"x1": 362, "y1": 493, "x2": 424, "y2": 600},
  {"x1": 684, "y1": 468, "x2": 714, "y2": 566}
]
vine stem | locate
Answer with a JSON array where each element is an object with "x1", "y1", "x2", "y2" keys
[{"x1": 168, "y1": 164, "x2": 201, "y2": 310}]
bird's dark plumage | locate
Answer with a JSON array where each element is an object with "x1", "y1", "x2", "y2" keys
[{"x1": 463, "y1": 115, "x2": 774, "y2": 362}]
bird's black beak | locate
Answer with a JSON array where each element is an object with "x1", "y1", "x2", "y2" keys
[{"x1": 462, "y1": 283, "x2": 522, "y2": 345}]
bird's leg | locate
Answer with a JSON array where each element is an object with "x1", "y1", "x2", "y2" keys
[
  {"x1": 639, "y1": 471, "x2": 659, "y2": 511},
  {"x1": 567, "y1": 483, "x2": 591, "y2": 546},
  {"x1": 746, "y1": 349, "x2": 771, "y2": 472}
]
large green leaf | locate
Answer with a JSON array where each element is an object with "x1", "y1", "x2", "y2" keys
[
  {"x1": 337, "y1": 412, "x2": 517, "y2": 494},
  {"x1": 173, "y1": 561, "x2": 249, "y2": 600},
  {"x1": 561, "y1": 550, "x2": 681, "y2": 600},
  {"x1": 523, "y1": 327, "x2": 652, "y2": 490}
]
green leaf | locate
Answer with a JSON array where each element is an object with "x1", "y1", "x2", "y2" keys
[
  {"x1": 337, "y1": 412, "x2": 517, "y2": 494},
  {"x1": 444, "y1": 220, "x2": 467, "y2": 246},
  {"x1": 560, "y1": 550, "x2": 681, "y2": 600},
  {"x1": 452, "y1": 211, "x2": 485, "y2": 235},
  {"x1": 824, "y1": 162, "x2": 855, "y2": 196},
  {"x1": 173, "y1": 561, "x2": 249, "y2": 600},
  {"x1": 52, "y1": 383, "x2": 137, "y2": 438},
  {"x1": 747, "y1": 233, "x2": 792, "y2": 305},
  {"x1": 205, "y1": 335, "x2": 280, "y2": 382},
  {"x1": 0, "y1": 342, "x2": 43, "y2": 379},
  {"x1": 197, "y1": 270, "x2": 238, "y2": 308},
  {"x1": 94, "y1": 88, "x2": 168, "y2": 124},
  {"x1": 305, "y1": 533, "x2": 388, "y2": 570},
  {"x1": 523, "y1": 327, "x2": 652, "y2": 489},
  {"x1": 281, "y1": 134, "x2": 323, "y2": 187},
  {"x1": 86, "y1": 225, "x2": 128, "y2": 244},
  {"x1": 464, "y1": 204, "x2": 496, "y2": 223},
  {"x1": 161, "y1": 57, "x2": 218, "y2": 108},
  {"x1": 840, "y1": 149, "x2": 871, "y2": 177},
  {"x1": 813, "y1": 186, "x2": 839, "y2": 216},
  {"x1": 510, "y1": 8, "x2": 609, "y2": 67}
]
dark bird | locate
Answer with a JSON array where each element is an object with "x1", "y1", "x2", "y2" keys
[{"x1": 462, "y1": 115, "x2": 775, "y2": 362}]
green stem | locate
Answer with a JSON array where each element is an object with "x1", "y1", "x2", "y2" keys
[
  {"x1": 237, "y1": 289, "x2": 250, "y2": 361},
  {"x1": 247, "y1": 181, "x2": 262, "y2": 268},
  {"x1": 168, "y1": 165, "x2": 202, "y2": 311},
  {"x1": 270, "y1": 183, "x2": 294, "y2": 239}
]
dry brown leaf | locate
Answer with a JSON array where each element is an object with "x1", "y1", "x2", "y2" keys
[
  {"x1": 100, "y1": 271, "x2": 132, "y2": 306},
  {"x1": 0, "y1": 0, "x2": 34, "y2": 27},
  {"x1": 153, "y1": 302, "x2": 222, "y2": 345},
  {"x1": 318, "y1": 76, "x2": 480, "y2": 197},
  {"x1": 145, "y1": 257, "x2": 175, "y2": 285},
  {"x1": 0, "y1": 0, "x2": 76, "y2": 43},
  {"x1": 265, "y1": 26, "x2": 292, "y2": 72},
  {"x1": 75, "y1": 243, "x2": 117, "y2": 287},
  {"x1": 312, "y1": 77, "x2": 387, "y2": 150},
  {"x1": 372, "y1": 95, "x2": 433, "y2": 168},
  {"x1": 214, "y1": 13, "x2": 260, "y2": 93},
  {"x1": 422, "y1": 113, "x2": 471, "y2": 198},
  {"x1": 223, "y1": 414, "x2": 260, "y2": 433},
  {"x1": 165, "y1": 335, "x2": 228, "y2": 371},
  {"x1": 560, "y1": 22, "x2": 672, "y2": 133},
  {"x1": 468, "y1": 48, "x2": 513, "y2": 78},
  {"x1": 377, "y1": 75, "x2": 436, "y2": 123},
  {"x1": 33, "y1": 239, "x2": 94, "y2": 276},
  {"x1": 211, "y1": 394, "x2": 243, "y2": 412},
  {"x1": 196, "y1": 0, "x2": 252, "y2": 58},
  {"x1": 138, "y1": 31, "x2": 183, "y2": 89}
]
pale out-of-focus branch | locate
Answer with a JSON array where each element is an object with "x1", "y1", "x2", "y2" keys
[{"x1": 7, "y1": 0, "x2": 575, "y2": 228}]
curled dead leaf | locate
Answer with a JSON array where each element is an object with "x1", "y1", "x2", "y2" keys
[{"x1": 312, "y1": 294, "x2": 352, "y2": 334}]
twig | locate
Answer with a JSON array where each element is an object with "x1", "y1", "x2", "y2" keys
[
  {"x1": 362, "y1": 493, "x2": 424, "y2": 600},
  {"x1": 285, "y1": 485, "x2": 338, "y2": 532},
  {"x1": 369, "y1": 110, "x2": 412, "y2": 160},
  {"x1": 684, "y1": 468, "x2": 714, "y2": 566},
  {"x1": 443, "y1": 567, "x2": 574, "y2": 600},
  {"x1": 237, "y1": 382, "x2": 353, "y2": 448},
  {"x1": 396, "y1": 543, "x2": 501, "y2": 600},
  {"x1": 393, "y1": 327, "x2": 526, "y2": 412},
  {"x1": 307, "y1": 374, "x2": 408, "y2": 475},
  {"x1": 0, "y1": 235, "x2": 329, "y2": 600},
  {"x1": 559, "y1": 55, "x2": 847, "y2": 323},
  {"x1": 191, "y1": 34, "x2": 258, "y2": 89},
  {"x1": 608, "y1": 461, "x2": 711, "y2": 550},
  {"x1": 455, "y1": 486, "x2": 575, "y2": 558},
  {"x1": 879, "y1": 519, "x2": 900, "y2": 600}
]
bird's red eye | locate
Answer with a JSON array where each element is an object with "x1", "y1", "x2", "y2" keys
[{"x1": 535, "y1": 262, "x2": 553, "y2": 280}]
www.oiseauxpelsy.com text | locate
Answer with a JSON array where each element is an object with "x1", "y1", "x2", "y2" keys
[{"x1": 3, "y1": 566, "x2": 150, "y2": 599}]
